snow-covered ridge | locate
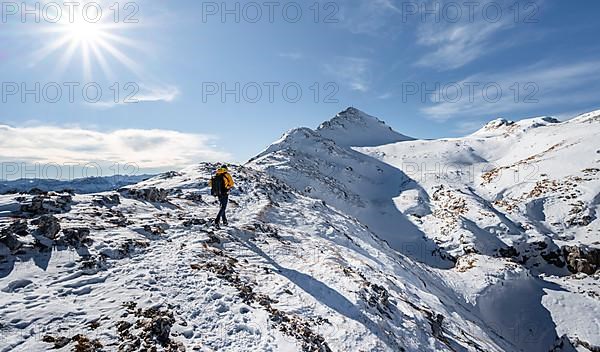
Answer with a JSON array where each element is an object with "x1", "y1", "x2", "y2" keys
[
  {"x1": 0, "y1": 163, "x2": 518, "y2": 351},
  {"x1": 570, "y1": 109, "x2": 600, "y2": 123},
  {"x1": 249, "y1": 107, "x2": 600, "y2": 351}
]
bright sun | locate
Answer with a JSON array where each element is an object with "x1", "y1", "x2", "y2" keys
[
  {"x1": 31, "y1": 3, "x2": 140, "y2": 79},
  {"x1": 68, "y1": 21, "x2": 103, "y2": 44}
]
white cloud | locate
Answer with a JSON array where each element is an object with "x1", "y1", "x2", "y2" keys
[
  {"x1": 323, "y1": 57, "x2": 371, "y2": 92},
  {"x1": 415, "y1": 20, "x2": 509, "y2": 70},
  {"x1": 135, "y1": 85, "x2": 180, "y2": 103},
  {"x1": 0, "y1": 125, "x2": 231, "y2": 172},
  {"x1": 414, "y1": 0, "x2": 518, "y2": 70},
  {"x1": 92, "y1": 85, "x2": 180, "y2": 109},
  {"x1": 335, "y1": 0, "x2": 401, "y2": 35},
  {"x1": 421, "y1": 60, "x2": 600, "y2": 121}
]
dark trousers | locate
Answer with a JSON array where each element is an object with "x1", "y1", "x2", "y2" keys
[{"x1": 215, "y1": 194, "x2": 229, "y2": 224}]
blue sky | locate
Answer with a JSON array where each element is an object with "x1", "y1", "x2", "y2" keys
[{"x1": 1, "y1": 0, "x2": 600, "y2": 177}]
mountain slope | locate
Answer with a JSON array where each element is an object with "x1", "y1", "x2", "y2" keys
[
  {"x1": 248, "y1": 108, "x2": 600, "y2": 351},
  {"x1": 1, "y1": 164, "x2": 517, "y2": 351},
  {"x1": 249, "y1": 113, "x2": 452, "y2": 268}
]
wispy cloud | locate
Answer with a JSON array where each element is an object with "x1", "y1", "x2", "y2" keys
[
  {"x1": 415, "y1": 20, "x2": 510, "y2": 70},
  {"x1": 135, "y1": 84, "x2": 180, "y2": 103},
  {"x1": 323, "y1": 57, "x2": 371, "y2": 92},
  {"x1": 335, "y1": 0, "x2": 401, "y2": 35},
  {"x1": 414, "y1": 0, "x2": 518, "y2": 70},
  {"x1": 421, "y1": 60, "x2": 600, "y2": 121},
  {"x1": 0, "y1": 125, "x2": 231, "y2": 171},
  {"x1": 92, "y1": 84, "x2": 180, "y2": 109}
]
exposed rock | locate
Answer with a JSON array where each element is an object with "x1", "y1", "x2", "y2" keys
[
  {"x1": 42, "y1": 335, "x2": 70, "y2": 349},
  {"x1": 184, "y1": 192, "x2": 204, "y2": 202},
  {"x1": 157, "y1": 171, "x2": 182, "y2": 179},
  {"x1": 120, "y1": 187, "x2": 169, "y2": 203},
  {"x1": 0, "y1": 220, "x2": 29, "y2": 250},
  {"x1": 79, "y1": 255, "x2": 108, "y2": 274},
  {"x1": 541, "y1": 249, "x2": 566, "y2": 268},
  {"x1": 93, "y1": 194, "x2": 121, "y2": 207},
  {"x1": 42, "y1": 334, "x2": 102, "y2": 351},
  {"x1": 455, "y1": 255, "x2": 478, "y2": 272},
  {"x1": 107, "y1": 210, "x2": 130, "y2": 227},
  {"x1": 169, "y1": 189, "x2": 184, "y2": 197},
  {"x1": 244, "y1": 222, "x2": 282, "y2": 240},
  {"x1": 429, "y1": 313, "x2": 445, "y2": 340},
  {"x1": 59, "y1": 227, "x2": 91, "y2": 247},
  {"x1": 32, "y1": 215, "x2": 61, "y2": 240},
  {"x1": 149, "y1": 313, "x2": 175, "y2": 343},
  {"x1": 1, "y1": 220, "x2": 28, "y2": 237},
  {"x1": 20, "y1": 194, "x2": 73, "y2": 215},
  {"x1": 498, "y1": 246, "x2": 519, "y2": 258},
  {"x1": 142, "y1": 224, "x2": 168, "y2": 236},
  {"x1": 360, "y1": 283, "x2": 393, "y2": 319},
  {"x1": 562, "y1": 245, "x2": 600, "y2": 275},
  {"x1": 181, "y1": 218, "x2": 207, "y2": 227},
  {"x1": 118, "y1": 302, "x2": 185, "y2": 351},
  {"x1": 0, "y1": 232, "x2": 21, "y2": 251},
  {"x1": 72, "y1": 334, "x2": 103, "y2": 352}
]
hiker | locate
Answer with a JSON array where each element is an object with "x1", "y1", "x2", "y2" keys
[{"x1": 209, "y1": 165, "x2": 234, "y2": 229}]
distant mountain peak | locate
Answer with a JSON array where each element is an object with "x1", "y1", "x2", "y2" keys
[
  {"x1": 473, "y1": 115, "x2": 562, "y2": 137},
  {"x1": 316, "y1": 107, "x2": 413, "y2": 147},
  {"x1": 319, "y1": 107, "x2": 384, "y2": 129},
  {"x1": 338, "y1": 106, "x2": 361, "y2": 116},
  {"x1": 483, "y1": 118, "x2": 515, "y2": 130}
]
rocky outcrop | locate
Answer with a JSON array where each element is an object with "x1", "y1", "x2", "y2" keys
[
  {"x1": 20, "y1": 193, "x2": 73, "y2": 215},
  {"x1": 1, "y1": 220, "x2": 28, "y2": 237},
  {"x1": 59, "y1": 227, "x2": 91, "y2": 247},
  {"x1": 92, "y1": 194, "x2": 120, "y2": 207},
  {"x1": 156, "y1": 171, "x2": 182, "y2": 179},
  {"x1": 117, "y1": 302, "x2": 185, "y2": 351},
  {"x1": 184, "y1": 192, "x2": 204, "y2": 203},
  {"x1": 0, "y1": 220, "x2": 28, "y2": 250},
  {"x1": 120, "y1": 187, "x2": 169, "y2": 203},
  {"x1": 562, "y1": 245, "x2": 600, "y2": 275},
  {"x1": 142, "y1": 224, "x2": 168, "y2": 236},
  {"x1": 32, "y1": 215, "x2": 61, "y2": 240},
  {"x1": 43, "y1": 334, "x2": 103, "y2": 351}
]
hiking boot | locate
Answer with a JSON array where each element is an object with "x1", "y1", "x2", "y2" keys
[
  {"x1": 213, "y1": 221, "x2": 221, "y2": 230},
  {"x1": 223, "y1": 220, "x2": 229, "y2": 226}
]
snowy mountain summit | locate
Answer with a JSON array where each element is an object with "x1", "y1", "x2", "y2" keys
[
  {"x1": 473, "y1": 116, "x2": 562, "y2": 137},
  {"x1": 316, "y1": 107, "x2": 414, "y2": 147},
  {"x1": 2, "y1": 108, "x2": 600, "y2": 352}
]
